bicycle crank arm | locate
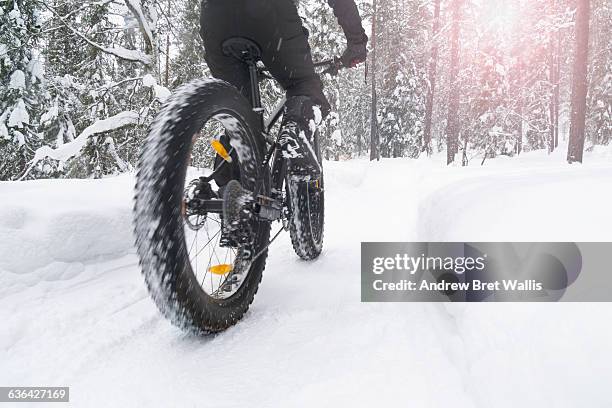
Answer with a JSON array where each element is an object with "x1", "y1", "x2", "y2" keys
[{"x1": 187, "y1": 199, "x2": 224, "y2": 214}]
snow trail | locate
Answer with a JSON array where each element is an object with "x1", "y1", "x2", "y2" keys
[{"x1": 1, "y1": 148, "x2": 611, "y2": 407}]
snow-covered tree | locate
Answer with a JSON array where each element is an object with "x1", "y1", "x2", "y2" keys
[
  {"x1": 0, "y1": 0, "x2": 47, "y2": 180},
  {"x1": 170, "y1": 0, "x2": 209, "y2": 86},
  {"x1": 586, "y1": 0, "x2": 611, "y2": 146}
]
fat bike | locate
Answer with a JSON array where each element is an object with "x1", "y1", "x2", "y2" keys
[{"x1": 133, "y1": 37, "x2": 343, "y2": 333}]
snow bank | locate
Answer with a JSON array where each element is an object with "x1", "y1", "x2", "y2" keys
[
  {"x1": 0, "y1": 175, "x2": 134, "y2": 289},
  {"x1": 416, "y1": 147, "x2": 612, "y2": 241}
]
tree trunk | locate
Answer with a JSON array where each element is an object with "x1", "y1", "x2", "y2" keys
[
  {"x1": 422, "y1": 0, "x2": 441, "y2": 156},
  {"x1": 517, "y1": 56, "x2": 523, "y2": 155},
  {"x1": 164, "y1": 0, "x2": 171, "y2": 86},
  {"x1": 370, "y1": 0, "x2": 379, "y2": 161},
  {"x1": 567, "y1": 0, "x2": 590, "y2": 163},
  {"x1": 548, "y1": 0, "x2": 556, "y2": 153},
  {"x1": 357, "y1": 114, "x2": 363, "y2": 157},
  {"x1": 554, "y1": 27, "x2": 561, "y2": 148},
  {"x1": 446, "y1": 0, "x2": 462, "y2": 165}
]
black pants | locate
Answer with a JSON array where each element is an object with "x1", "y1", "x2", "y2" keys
[{"x1": 199, "y1": 0, "x2": 330, "y2": 115}]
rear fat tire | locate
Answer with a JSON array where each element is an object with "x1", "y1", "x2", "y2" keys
[
  {"x1": 288, "y1": 132, "x2": 325, "y2": 260},
  {"x1": 133, "y1": 79, "x2": 270, "y2": 334}
]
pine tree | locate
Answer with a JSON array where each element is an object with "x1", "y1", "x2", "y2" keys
[
  {"x1": 0, "y1": 0, "x2": 47, "y2": 180},
  {"x1": 170, "y1": 0, "x2": 209, "y2": 86},
  {"x1": 39, "y1": 0, "x2": 83, "y2": 174},
  {"x1": 586, "y1": 0, "x2": 611, "y2": 146},
  {"x1": 300, "y1": 0, "x2": 345, "y2": 159}
]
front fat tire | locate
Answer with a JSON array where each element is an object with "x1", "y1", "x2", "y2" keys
[{"x1": 133, "y1": 79, "x2": 270, "y2": 334}]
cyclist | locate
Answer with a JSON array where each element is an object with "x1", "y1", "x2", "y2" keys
[{"x1": 199, "y1": 0, "x2": 368, "y2": 181}]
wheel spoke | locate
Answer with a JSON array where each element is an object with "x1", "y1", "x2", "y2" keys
[
  {"x1": 182, "y1": 115, "x2": 265, "y2": 300},
  {"x1": 190, "y1": 229, "x2": 221, "y2": 262}
]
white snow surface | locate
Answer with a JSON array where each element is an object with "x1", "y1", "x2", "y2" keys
[{"x1": 1, "y1": 146, "x2": 612, "y2": 407}]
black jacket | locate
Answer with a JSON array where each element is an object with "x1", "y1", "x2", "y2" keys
[{"x1": 327, "y1": 0, "x2": 368, "y2": 44}]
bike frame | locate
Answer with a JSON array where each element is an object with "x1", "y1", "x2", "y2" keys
[
  {"x1": 243, "y1": 59, "x2": 290, "y2": 223},
  {"x1": 194, "y1": 49, "x2": 336, "y2": 225}
]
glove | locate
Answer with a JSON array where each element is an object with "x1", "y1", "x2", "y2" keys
[{"x1": 341, "y1": 40, "x2": 367, "y2": 68}]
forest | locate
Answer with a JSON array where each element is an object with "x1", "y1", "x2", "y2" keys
[{"x1": 0, "y1": 0, "x2": 610, "y2": 180}]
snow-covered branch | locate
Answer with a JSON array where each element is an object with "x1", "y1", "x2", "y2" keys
[
  {"x1": 125, "y1": 0, "x2": 155, "y2": 54},
  {"x1": 31, "y1": 111, "x2": 141, "y2": 164},
  {"x1": 41, "y1": 3, "x2": 153, "y2": 65}
]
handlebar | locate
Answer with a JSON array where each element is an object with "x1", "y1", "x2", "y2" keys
[
  {"x1": 258, "y1": 57, "x2": 346, "y2": 81},
  {"x1": 313, "y1": 57, "x2": 344, "y2": 76}
]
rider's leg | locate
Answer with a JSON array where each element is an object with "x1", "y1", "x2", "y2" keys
[
  {"x1": 199, "y1": 2, "x2": 251, "y2": 100},
  {"x1": 200, "y1": 0, "x2": 330, "y2": 180},
  {"x1": 253, "y1": 2, "x2": 330, "y2": 179},
  {"x1": 200, "y1": 0, "x2": 330, "y2": 109},
  {"x1": 198, "y1": 2, "x2": 250, "y2": 188},
  {"x1": 278, "y1": 96, "x2": 322, "y2": 180}
]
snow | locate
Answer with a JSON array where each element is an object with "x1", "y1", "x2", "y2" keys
[
  {"x1": 141, "y1": 73, "x2": 156, "y2": 87},
  {"x1": 125, "y1": 0, "x2": 155, "y2": 51},
  {"x1": 28, "y1": 58, "x2": 44, "y2": 84},
  {"x1": 495, "y1": 63, "x2": 506, "y2": 76},
  {"x1": 7, "y1": 98, "x2": 29, "y2": 128},
  {"x1": 32, "y1": 111, "x2": 140, "y2": 163},
  {"x1": 0, "y1": 109, "x2": 9, "y2": 140},
  {"x1": 9, "y1": 70, "x2": 25, "y2": 90},
  {"x1": 13, "y1": 130, "x2": 25, "y2": 147},
  {"x1": 152, "y1": 84, "x2": 171, "y2": 101},
  {"x1": 142, "y1": 74, "x2": 171, "y2": 101},
  {"x1": 8, "y1": 3, "x2": 22, "y2": 25},
  {"x1": 331, "y1": 128, "x2": 342, "y2": 145},
  {"x1": 103, "y1": 46, "x2": 152, "y2": 65},
  {"x1": 40, "y1": 99, "x2": 59, "y2": 125},
  {"x1": 1, "y1": 146, "x2": 612, "y2": 406}
]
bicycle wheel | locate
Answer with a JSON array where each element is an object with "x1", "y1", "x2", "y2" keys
[
  {"x1": 287, "y1": 131, "x2": 325, "y2": 260},
  {"x1": 134, "y1": 79, "x2": 270, "y2": 334}
]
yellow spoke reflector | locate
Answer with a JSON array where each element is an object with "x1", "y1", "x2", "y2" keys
[
  {"x1": 209, "y1": 264, "x2": 233, "y2": 275},
  {"x1": 211, "y1": 139, "x2": 232, "y2": 163}
]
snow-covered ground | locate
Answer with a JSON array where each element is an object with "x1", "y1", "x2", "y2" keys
[{"x1": 1, "y1": 146, "x2": 611, "y2": 407}]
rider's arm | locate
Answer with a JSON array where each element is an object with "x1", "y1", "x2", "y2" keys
[{"x1": 327, "y1": 0, "x2": 368, "y2": 44}]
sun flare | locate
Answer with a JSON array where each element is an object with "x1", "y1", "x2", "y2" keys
[{"x1": 480, "y1": 0, "x2": 519, "y2": 33}]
